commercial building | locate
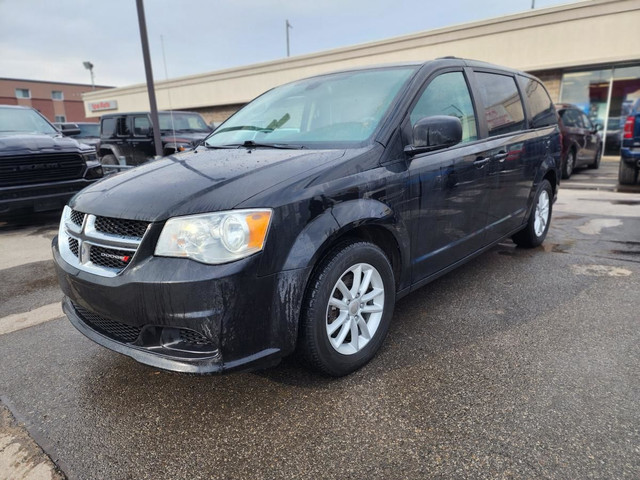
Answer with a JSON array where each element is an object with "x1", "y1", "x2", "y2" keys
[
  {"x1": 0, "y1": 78, "x2": 111, "y2": 123},
  {"x1": 82, "y1": 0, "x2": 640, "y2": 150}
]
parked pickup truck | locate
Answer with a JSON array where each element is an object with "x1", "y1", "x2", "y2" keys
[
  {"x1": 97, "y1": 111, "x2": 212, "y2": 169},
  {"x1": 619, "y1": 99, "x2": 640, "y2": 185},
  {"x1": 0, "y1": 105, "x2": 103, "y2": 216}
]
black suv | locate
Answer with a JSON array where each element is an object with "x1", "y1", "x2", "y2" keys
[
  {"x1": 53, "y1": 58, "x2": 560, "y2": 376},
  {"x1": 0, "y1": 106, "x2": 103, "y2": 216},
  {"x1": 97, "y1": 111, "x2": 212, "y2": 168}
]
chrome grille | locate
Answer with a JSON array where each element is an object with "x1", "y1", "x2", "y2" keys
[
  {"x1": 94, "y1": 216, "x2": 149, "y2": 239},
  {"x1": 68, "y1": 237, "x2": 79, "y2": 258},
  {"x1": 89, "y1": 245, "x2": 133, "y2": 270},
  {"x1": 74, "y1": 303, "x2": 142, "y2": 343},
  {"x1": 58, "y1": 206, "x2": 147, "y2": 277},
  {"x1": 70, "y1": 210, "x2": 85, "y2": 227}
]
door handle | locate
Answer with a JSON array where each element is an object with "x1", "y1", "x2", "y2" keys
[
  {"x1": 474, "y1": 156, "x2": 489, "y2": 168},
  {"x1": 493, "y1": 151, "x2": 508, "y2": 162}
]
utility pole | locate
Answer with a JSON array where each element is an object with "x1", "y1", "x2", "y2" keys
[
  {"x1": 286, "y1": 20, "x2": 292, "y2": 57},
  {"x1": 531, "y1": 0, "x2": 535, "y2": 8},
  {"x1": 136, "y1": 0, "x2": 163, "y2": 158}
]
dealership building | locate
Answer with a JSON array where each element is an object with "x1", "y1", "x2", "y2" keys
[{"x1": 83, "y1": 0, "x2": 640, "y2": 149}]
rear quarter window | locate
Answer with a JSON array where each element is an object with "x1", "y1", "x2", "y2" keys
[
  {"x1": 521, "y1": 78, "x2": 557, "y2": 128},
  {"x1": 101, "y1": 118, "x2": 116, "y2": 138},
  {"x1": 474, "y1": 72, "x2": 525, "y2": 137}
]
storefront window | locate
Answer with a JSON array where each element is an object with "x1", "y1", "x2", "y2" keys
[{"x1": 560, "y1": 65, "x2": 640, "y2": 152}]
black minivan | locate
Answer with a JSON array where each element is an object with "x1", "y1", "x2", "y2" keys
[{"x1": 53, "y1": 58, "x2": 560, "y2": 376}]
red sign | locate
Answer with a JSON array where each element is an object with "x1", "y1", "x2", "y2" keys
[{"x1": 88, "y1": 100, "x2": 118, "y2": 112}]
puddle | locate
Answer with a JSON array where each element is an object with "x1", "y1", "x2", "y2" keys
[
  {"x1": 577, "y1": 218, "x2": 622, "y2": 235},
  {"x1": 570, "y1": 264, "x2": 632, "y2": 277}
]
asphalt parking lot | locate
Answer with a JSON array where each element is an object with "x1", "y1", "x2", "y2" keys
[{"x1": 0, "y1": 159, "x2": 638, "y2": 479}]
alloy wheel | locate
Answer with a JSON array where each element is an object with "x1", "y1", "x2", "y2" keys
[{"x1": 325, "y1": 263, "x2": 385, "y2": 355}]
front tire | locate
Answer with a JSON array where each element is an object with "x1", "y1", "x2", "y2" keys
[
  {"x1": 618, "y1": 160, "x2": 638, "y2": 185},
  {"x1": 512, "y1": 179, "x2": 553, "y2": 248},
  {"x1": 298, "y1": 241, "x2": 395, "y2": 376}
]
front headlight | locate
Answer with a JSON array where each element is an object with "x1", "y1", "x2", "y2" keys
[{"x1": 155, "y1": 209, "x2": 272, "y2": 264}]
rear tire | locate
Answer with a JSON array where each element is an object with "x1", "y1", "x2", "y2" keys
[
  {"x1": 588, "y1": 146, "x2": 601, "y2": 169},
  {"x1": 618, "y1": 160, "x2": 638, "y2": 185},
  {"x1": 512, "y1": 179, "x2": 553, "y2": 248},
  {"x1": 561, "y1": 150, "x2": 575, "y2": 179},
  {"x1": 298, "y1": 241, "x2": 395, "y2": 376}
]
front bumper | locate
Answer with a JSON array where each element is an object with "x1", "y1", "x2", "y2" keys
[
  {"x1": 0, "y1": 178, "x2": 99, "y2": 215},
  {"x1": 53, "y1": 236, "x2": 310, "y2": 374}
]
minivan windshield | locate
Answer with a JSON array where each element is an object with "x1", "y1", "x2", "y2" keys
[
  {"x1": 0, "y1": 107, "x2": 58, "y2": 135},
  {"x1": 205, "y1": 67, "x2": 417, "y2": 148}
]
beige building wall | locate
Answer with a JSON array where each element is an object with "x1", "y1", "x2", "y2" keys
[{"x1": 83, "y1": 0, "x2": 640, "y2": 118}]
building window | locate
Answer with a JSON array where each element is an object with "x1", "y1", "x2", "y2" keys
[
  {"x1": 51, "y1": 90, "x2": 64, "y2": 101},
  {"x1": 15, "y1": 88, "x2": 30, "y2": 99},
  {"x1": 54, "y1": 115, "x2": 66, "y2": 123}
]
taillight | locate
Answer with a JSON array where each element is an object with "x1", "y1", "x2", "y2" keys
[{"x1": 624, "y1": 116, "x2": 635, "y2": 139}]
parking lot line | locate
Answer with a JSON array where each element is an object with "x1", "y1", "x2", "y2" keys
[{"x1": 0, "y1": 303, "x2": 63, "y2": 336}]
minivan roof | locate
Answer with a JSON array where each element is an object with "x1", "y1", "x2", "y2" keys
[{"x1": 100, "y1": 110, "x2": 202, "y2": 119}]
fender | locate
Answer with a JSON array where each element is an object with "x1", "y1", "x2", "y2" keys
[
  {"x1": 281, "y1": 198, "x2": 411, "y2": 290},
  {"x1": 281, "y1": 210, "x2": 340, "y2": 271},
  {"x1": 525, "y1": 152, "x2": 560, "y2": 217},
  {"x1": 98, "y1": 144, "x2": 122, "y2": 160}
]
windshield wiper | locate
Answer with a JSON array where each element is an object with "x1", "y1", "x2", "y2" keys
[{"x1": 238, "y1": 140, "x2": 305, "y2": 150}]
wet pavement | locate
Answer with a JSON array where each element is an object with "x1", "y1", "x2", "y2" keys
[{"x1": 0, "y1": 159, "x2": 638, "y2": 479}]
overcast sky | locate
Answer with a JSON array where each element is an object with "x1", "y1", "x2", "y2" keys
[{"x1": 0, "y1": 0, "x2": 581, "y2": 87}]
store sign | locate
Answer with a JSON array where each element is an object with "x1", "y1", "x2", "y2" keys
[{"x1": 88, "y1": 100, "x2": 118, "y2": 112}]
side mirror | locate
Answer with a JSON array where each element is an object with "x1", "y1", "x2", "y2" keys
[
  {"x1": 405, "y1": 115, "x2": 462, "y2": 156},
  {"x1": 594, "y1": 123, "x2": 602, "y2": 132},
  {"x1": 58, "y1": 124, "x2": 81, "y2": 136}
]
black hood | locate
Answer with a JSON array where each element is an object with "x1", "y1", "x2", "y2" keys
[
  {"x1": 69, "y1": 147, "x2": 346, "y2": 221},
  {"x1": 0, "y1": 133, "x2": 92, "y2": 155}
]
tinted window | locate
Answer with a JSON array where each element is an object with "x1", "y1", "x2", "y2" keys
[
  {"x1": 101, "y1": 118, "x2": 116, "y2": 138},
  {"x1": 559, "y1": 109, "x2": 579, "y2": 128},
  {"x1": 117, "y1": 117, "x2": 130, "y2": 136},
  {"x1": 410, "y1": 71, "x2": 477, "y2": 143},
  {"x1": 522, "y1": 78, "x2": 556, "y2": 128},
  {"x1": 475, "y1": 72, "x2": 525, "y2": 137},
  {"x1": 133, "y1": 116, "x2": 151, "y2": 136}
]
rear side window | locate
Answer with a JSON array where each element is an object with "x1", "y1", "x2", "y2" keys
[
  {"x1": 474, "y1": 72, "x2": 525, "y2": 137},
  {"x1": 101, "y1": 118, "x2": 116, "y2": 138},
  {"x1": 522, "y1": 78, "x2": 556, "y2": 128},
  {"x1": 410, "y1": 71, "x2": 478, "y2": 143},
  {"x1": 117, "y1": 117, "x2": 130, "y2": 136},
  {"x1": 133, "y1": 116, "x2": 151, "y2": 136}
]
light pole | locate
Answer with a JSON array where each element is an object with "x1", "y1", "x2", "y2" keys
[
  {"x1": 83, "y1": 61, "x2": 95, "y2": 90},
  {"x1": 136, "y1": 0, "x2": 163, "y2": 159},
  {"x1": 286, "y1": 20, "x2": 292, "y2": 57}
]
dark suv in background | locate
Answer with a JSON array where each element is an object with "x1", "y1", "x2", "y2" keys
[
  {"x1": 619, "y1": 98, "x2": 640, "y2": 185},
  {"x1": 0, "y1": 106, "x2": 103, "y2": 216},
  {"x1": 53, "y1": 58, "x2": 560, "y2": 376},
  {"x1": 97, "y1": 111, "x2": 212, "y2": 168},
  {"x1": 556, "y1": 103, "x2": 602, "y2": 179}
]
